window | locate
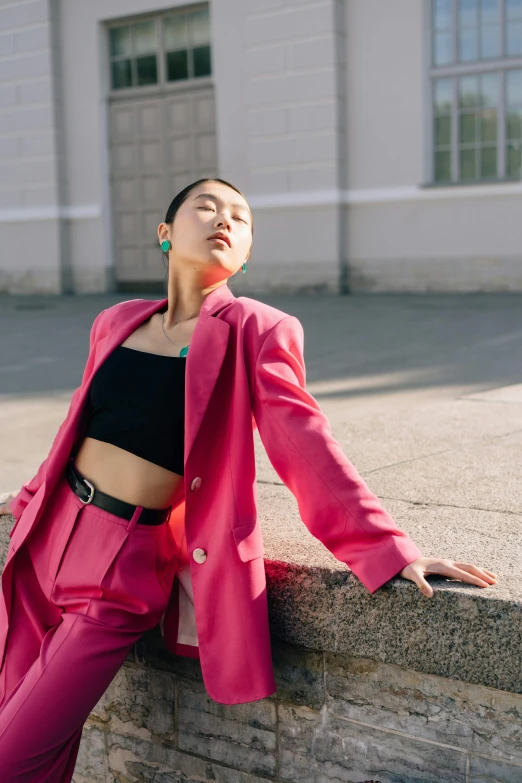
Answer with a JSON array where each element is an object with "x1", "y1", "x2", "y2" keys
[
  {"x1": 108, "y1": 7, "x2": 211, "y2": 91},
  {"x1": 430, "y1": 0, "x2": 522, "y2": 183},
  {"x1": 164, "y1": 9, "x2": 211, "y2": 82},
  {"x1": 109, "y1": 20, "x2": 158, "y2": 89}
]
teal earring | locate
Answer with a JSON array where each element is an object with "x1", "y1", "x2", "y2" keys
[
  {"x1": 241, "y1": 262, "x2": 247, "y2": 273},
  {"x1": 160, "y1": 239, "x2": 172, "y2": 253}
]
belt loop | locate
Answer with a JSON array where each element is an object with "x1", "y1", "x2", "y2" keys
[{"x1": 127, "y1": 504, "x2": 144, "y2": 532}]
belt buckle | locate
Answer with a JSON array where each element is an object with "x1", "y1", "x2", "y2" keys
[{"x1": 79, "y1": 478, "x2": 95, "y2": 505}]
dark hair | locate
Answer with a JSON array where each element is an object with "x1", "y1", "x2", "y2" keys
[{"x1": 161, "y1": 177, "x2": 254, "y2": 284}]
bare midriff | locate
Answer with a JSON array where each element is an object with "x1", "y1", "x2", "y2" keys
[
  {"x1": 72, "y1": 308, "x2": 197, "y2": 511},
  {"x1": 73, "y1": 438, "x2": 185, "y2": 510}
]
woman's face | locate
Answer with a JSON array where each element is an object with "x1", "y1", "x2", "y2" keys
[{"x1": 160, "y1": 181, "x2": 253, "y2": 282}]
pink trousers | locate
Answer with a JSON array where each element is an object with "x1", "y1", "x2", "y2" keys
[{"x1": 0, "y1": 469, "x2": 181, "y2": 782}]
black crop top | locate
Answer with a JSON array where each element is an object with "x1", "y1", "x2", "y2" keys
[{"x1": 84, "y1": 345, "x2": 187, "y2": 475}]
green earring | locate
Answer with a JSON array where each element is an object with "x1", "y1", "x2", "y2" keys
[
  {"x1": 160, "y1": 239, "x2": 172, "y2": 253},
  {"x1": 241, "y1": 262, "x2": 247, "y2": 273}
]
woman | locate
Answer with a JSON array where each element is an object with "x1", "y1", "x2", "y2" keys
[{"x1": 0, "y1": 177, "x2": 496, "y2": 781}]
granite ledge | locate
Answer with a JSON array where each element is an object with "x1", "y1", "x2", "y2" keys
[
  {"x1": 1, "y1": 485, "x2": 519, "y2": 697},
  {"x1": 258, "y1": 482, "x2": 521, "y2": 696}
]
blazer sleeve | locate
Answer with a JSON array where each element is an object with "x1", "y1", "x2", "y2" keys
[
  {"x1": 252, "y1": 314, "x2": 423, "y2": 594},
  {"x1": 9, "y1": 308, "x2": 107, "y2": 522}
]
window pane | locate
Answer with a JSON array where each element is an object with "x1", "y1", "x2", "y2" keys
[
  {"x1": 190, "y1": 9, "x2": 210, "y2": 46},
  {"x1": 434, "y1": 0, "x2": 452, "y2": 28},
  {"x1": 480, "y1": 145, "x2": 497, "y2": 175},
  {"x1": 164, "y1": 14, "x2": 188, "y2": 50},
  {"x1": 460, "y1": 111, "x2": 477, "y2": 141},
  {"x1": 460, "y1": 147, "x2": 477, "y2": 177},
  {"x1": 193, "y1": 45, "x2": 211, "y2": 77},
  {"x1": 506, "y1": 69, "x2": 522, "y2": 104},
  {"x1": 435, "y1": 114, "x2": 452, "y2": 144},
  {"x1": 506, "y1": 142, "x2": 522, "y2": 175},
  {"x1": 111, "y1": 59, "x2": 132, "y2": 89},
  {"x1": 507, "y1": 107, "x2": 522, "y2": 136},
  {"x1": 506, "y1": 0, "x2": 522, "y2": 20},
  {"x1": 435, "y1": 149, "x2": 452, "y2": 180},
  {"x1": 506, "y1": 19, "x2": 522, "y2": 53},
  {"x1": 166, "y1": 49, "x2": 189, "y2": 81},
  {"x1": 480, "y1": 0, "x2": 499, "y2": 23},
  {"x1": 132, "y1": 20, "x2": 156, "y2": 56},
  {"x1": 136, "y1": 54, "x2": 157, "y2": 85},
  {"x1": 480, "y1": 108, "x2": 497, "y2": 140},
  {"x1": 459, "y1": 74, "x2": 479, "y2": 106},
  {"x1": 434, "y1": 77, "x2": 453, "y2": 114},
  {"x1": 109, "y1": 26, "x2": 131, "y2": 58},
  {"x1": 480, "y1": 71, "x2": 499, "y2": 106},
  {"x1": 459, "y1": 26, "x2": 479, "y2": 59},
  {"x1": 435, "y1": 30, "x2": 453, "y2": 63},
  {"x1": 481, "y1": 24, "x2": 501, "y2": 56},
  {"x1": 459, "y1": 0, "x2": 478, "y2": 25}
]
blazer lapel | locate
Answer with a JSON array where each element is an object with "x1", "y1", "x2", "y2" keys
[
  {"x1": 185, "y1": 285, "x2": 234, "y2": 461},
  {"x1": 184, "y1": 312, "x2": 230, "y2": 460}
]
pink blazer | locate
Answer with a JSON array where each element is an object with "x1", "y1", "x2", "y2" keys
[{"x1": 4, "y1": 284, "x2": 423, "y2": 704}]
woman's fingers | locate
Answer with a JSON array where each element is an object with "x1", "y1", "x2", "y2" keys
[
  {"x1": 411, "y1": 571, "x2": 435, "y2": 597},
  {"x1": 450, "y1": 562, "x2": 497, "y2": 582},
  {"x1": 0, "y1": 496, "x2": 14, "y2": 516},
  {"x1": 426, "y1": 559, "x2": 497, "y2": 587},
  {"x1": 400, "y1": 558, "x2": 499, "y2": 597}
]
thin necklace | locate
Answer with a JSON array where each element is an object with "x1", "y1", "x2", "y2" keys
[{"x1": 161, "y1": 311, "x2": 193, "y2": 357}]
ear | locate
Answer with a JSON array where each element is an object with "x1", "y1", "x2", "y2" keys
[{"x1": 158, "y1": 223, "x2": 171, "y2": 243}]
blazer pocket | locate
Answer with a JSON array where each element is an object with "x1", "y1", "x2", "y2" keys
[{"x1": 232, "y1": 521, "x2": 265, "y2": 562}]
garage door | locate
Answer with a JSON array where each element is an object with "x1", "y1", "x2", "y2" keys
[
  {"x1": 106, "y1": 9, "x2": 217, "y2": 290},
  {"x1": 109, "y1": 88, "x2": 217, "y2": 289}
]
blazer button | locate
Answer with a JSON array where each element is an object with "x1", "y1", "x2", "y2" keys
[
  {"x1": 190, "y1": 476, "x2": 202, "y2": 491},
  {"x1": 193, "y1": 548, "x2": 207, "y2": 564}
]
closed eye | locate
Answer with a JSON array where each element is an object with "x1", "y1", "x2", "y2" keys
[{"x1": 198, "y1": 206, "x2": 247, "y2": 223}]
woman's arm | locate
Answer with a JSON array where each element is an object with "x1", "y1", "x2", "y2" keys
[
  {"x1": 252, "y1": 314, "x2": 423, "y2": 594},
  {"x1": 8, "y1": 307, "x2": 108, "y2": 522},
  {"x1": 252, "y1": 315, "x2": 497, "y2": 597}
]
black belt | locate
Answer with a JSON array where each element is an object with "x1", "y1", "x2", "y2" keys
[{"x1": 66, "y1": 460, "x2": 172, "y2": 525}]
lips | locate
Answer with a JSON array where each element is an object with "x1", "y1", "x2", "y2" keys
[{"x1": 208, "y1": 233, "x2": 231, "y2": 247}]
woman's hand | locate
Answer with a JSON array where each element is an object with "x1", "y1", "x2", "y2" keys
[
  {"x1": 0, "y1": 494, "x2": 15, "y2": 517},
  {"x1": 399, "y1": 557, "x2": 497, "y2": 597}
]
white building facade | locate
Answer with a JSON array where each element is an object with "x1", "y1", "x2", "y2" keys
[{"x1": 0, "y1": 0, "x2": 521, "y2": 295}]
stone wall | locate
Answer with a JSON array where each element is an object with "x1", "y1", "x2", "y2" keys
[{"x1": 71, "y1": 627, "x2": 522, "y2": 783}]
